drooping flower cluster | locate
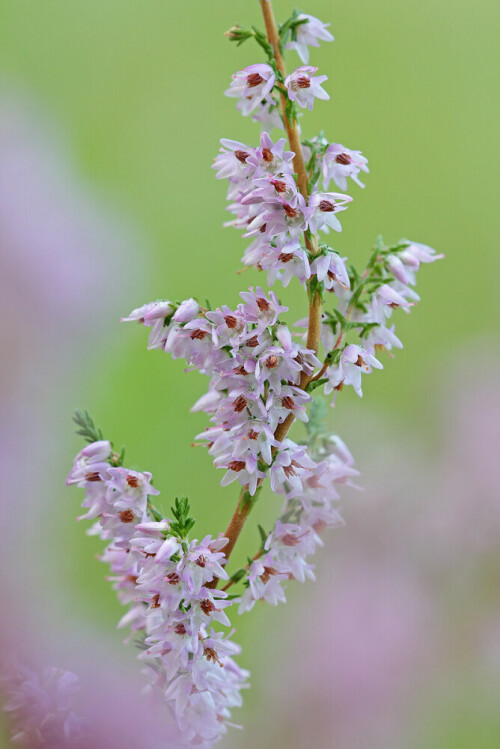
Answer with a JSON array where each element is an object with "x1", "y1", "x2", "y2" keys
[
  {"x1": 0, "y1": 664, "x2": 83, "y2": 747},
  {"x1": 66, "y1": 439, "x2": 248, "y2": 748},
  {"x1": 67, "y1": 4, "x2": 441, "y2": 747},
  {"x1": 240, "y1": 431, "x2": 359, "y2": 611}
]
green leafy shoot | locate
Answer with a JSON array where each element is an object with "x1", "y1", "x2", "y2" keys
[
  {"x1": 73, "y1": 409, "x2": 104, "y2": 444},
  {"x1": 170, "y1": 497, "x2": 196, "y2": 540}
]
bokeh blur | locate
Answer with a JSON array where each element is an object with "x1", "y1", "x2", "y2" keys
[{"x1": 0, "y1": 0, "x2": 499, "y2": 747}]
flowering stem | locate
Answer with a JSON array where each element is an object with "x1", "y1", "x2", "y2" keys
[{"x1": 216, "y1": 0, "x2": 325, "y2": 570}]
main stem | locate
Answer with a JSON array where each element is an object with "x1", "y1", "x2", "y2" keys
[{"x1": 218, "y1": 0, "x2": 324, "y2": 569}]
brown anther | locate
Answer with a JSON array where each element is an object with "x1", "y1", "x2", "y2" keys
[
  {"x1": 388, "y1": 302, "x2": 399, "y2": 309},
  {"x1": 319, "y1": 200, "x2": 335, "y2": 212},
  {"x1": 227, "y1": 460, "x2": 246, "y2": 472},
  {"x1": 327, "y1": 270, "x2": 338, "y2": 281},
  {"x1": 313, "y1": 519, "x2": 328, "y2": 534},
  {"x1": 296, "y1": 76, "x2": 311, "y2": 89},
  {"x1": 190, "y1": 329, "x2": 207, "y2": 340},
  {"x1": 144, "y1": 552, "x2": 156, "y2": 559},
  {"x1": 294, "y1": 352, "x2": 304, "y2": 366},
  {"x1": 200, "y1": 599, "x2": 216, "y2": 616},
  {"x1": 234, "y1": 149, "x2": 250, "y2": 163},
  {"x1": 265, "y1": 354, "x2": 279, "y2": 369},
  {"x1": 262, "y1": 147, "x2": 274, "y2": 162},
  {"x1": 233, "y1": 365, "x2": 248, "y2": 376},
  {"x1": 272, "y1": 179, "x2": 287, "y2": 193},
  {"x1": 306, "y1": 475, "x2": 323, "y2": 489},
  {"x1": 281, "y1": 396, "x2": 295, "y2": 410},
  {"x1": 85, "y1": 472, "x2": 101, "y2": 482},
  {"x1": 334, "y1": 381, "x2": 344, "y2": 392},
  {"x1": 151, "y1": 593, "x2": 161, "y2": 609},
  {"x1": 233, "y1": 395, "x2": 248, "y2": 413},
  {"x1": 174, "y1": 623, "x2": 186, "y2": 635},
  {"x1": 248, "y1": 429, "x2": 259, "y2": 440},
  {"x1": 260, "y1": 566, "x2": 278, "y2": 584},
  {"x1": 204, "y1": 647, "x2": 223, "y2": 667},
  {"x1": 256, "y1": 297, "x2": 270, "y2": 311},
  {"x1": 283, "y1": 464, "x2": 298, "y2": 478},
  {"x1": 355, "y1": 355, "x2": 366, "y2": 367},
  {"x1": 278, "y1": 252, "x2": 294, "y2": 263},
  {"x1": 126, "y1": 474, "x2": 139, "y2": 488},
  {"x1": 283, "y1": 203, "x2": 298, "y2": 218},
  {"x1": 166, "y1": 572, "x2": 180, "y2": 585},
  {"x1": 336, "y1": 152, "x2": 352, "y2": 165},
  {"x1": 247, "y1": 72, "x2": 264, "y2": 87},
  {"x1": 281, "y1": 533, "x2": 300, "y2": 547},
  {"x1": 246, "y1": 335, "x2": 259, "y2": 348},
  {"x1": 224, "y1": 315, "x2": 238, "y2": 329},
  {"x1": 195, "y1": 555, "x2": 207, "y2": 568},
  {"x1": 126, "y1": 574, "x2": 138, "y2": 585},
  {"x1": 259, "y1": 223, "x2": 267, "y2": 233},
  {"x1": 119, "y1": 509, "x2": 135, "y2": 524}
]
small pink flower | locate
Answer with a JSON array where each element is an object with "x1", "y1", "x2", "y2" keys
[
  {"x1": 225, "y1": 63, "x2": 276, "y2": 115},
  {"x1": 285, "y1": 66, "x2": 329, "y2": 110}
]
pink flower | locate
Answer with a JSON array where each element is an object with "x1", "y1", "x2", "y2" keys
[
  {"x1": 310, "y1": 250, "x2": 350, "y2": 291},
  {"x1": 322, "y1": 143, "x2": 369, "y2": 191},
  {"x1": 285, "y1": 66, "x2": 329, "y2": 110},
  {"x1": 324, "y1": 344, "x2": 383, "y2": 399},
  {"x1": 308, "y1": 191, "x2": 353, "y2": 233},
  {"x1": 225, "y1": 63, "x2": 276, "y2": 116},
  {"x1": 285, "y1": 13, "x2": 334, "y2": 64}
]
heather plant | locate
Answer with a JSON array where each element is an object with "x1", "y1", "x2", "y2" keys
[{"x1": 65, "y1": 2, "x2": 441, "y2": 747}]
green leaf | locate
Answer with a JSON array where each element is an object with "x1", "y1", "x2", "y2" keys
[
  {"x1": 308, "y1": 275, "x2": 324, "y2": 304},
  {"x1": 358, "y1": 322, "x2": 381, "y2": 338},
  {"x1": 73, "y1": 409, "x2": 104, "y2": 445},
  {"x1": 258, "y1": 524, "x2": 268, "y2": 548},
  {"x1": 229, "y1": 568, "x2": 247, "y2": 585},
  {"x1": 306, "y1": 377, "x2": 329, "y2": 393}
]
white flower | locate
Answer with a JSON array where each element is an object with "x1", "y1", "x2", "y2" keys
[
  {"x1": 285, "y1": 13, "x2": 334, "y2": 64},
  {"x1": 285, "y1": 66, "x2": 329, "y2": 110}
]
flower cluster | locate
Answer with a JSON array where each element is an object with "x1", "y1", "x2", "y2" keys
[
  {"x1": 66, "y1": 438, "x2": 248, "y2": 748},
  {"x1": 240, "y1": 432, "x2": 359, "y2": 612},
  {"x1": 1, "y1": 664, "x2": 83, "y2": 747},
  {"x1": 214, "y1": 130, "x2": 354, "y2": 289},
  {"x1": 124, "y1": 289, "x2": 320, "y2": 496},
  {"x1": 320, "y1": 239, "x2": 443, "y2": 402}
]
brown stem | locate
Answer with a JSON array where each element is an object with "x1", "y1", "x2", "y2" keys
[
  {"x1": 220, "y1": 488, "x2": 253, "y2": 562},
  {"x1": 309, "y1": 358, "x2": 330, "y2": 385},
  {"x1": 221, "y1": 549, "x2": 264, "y2": 592}
]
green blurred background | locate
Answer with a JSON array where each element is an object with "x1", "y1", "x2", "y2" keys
[{"x1": 1, "y1": 0, "x2": 499, "y2": 746}]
